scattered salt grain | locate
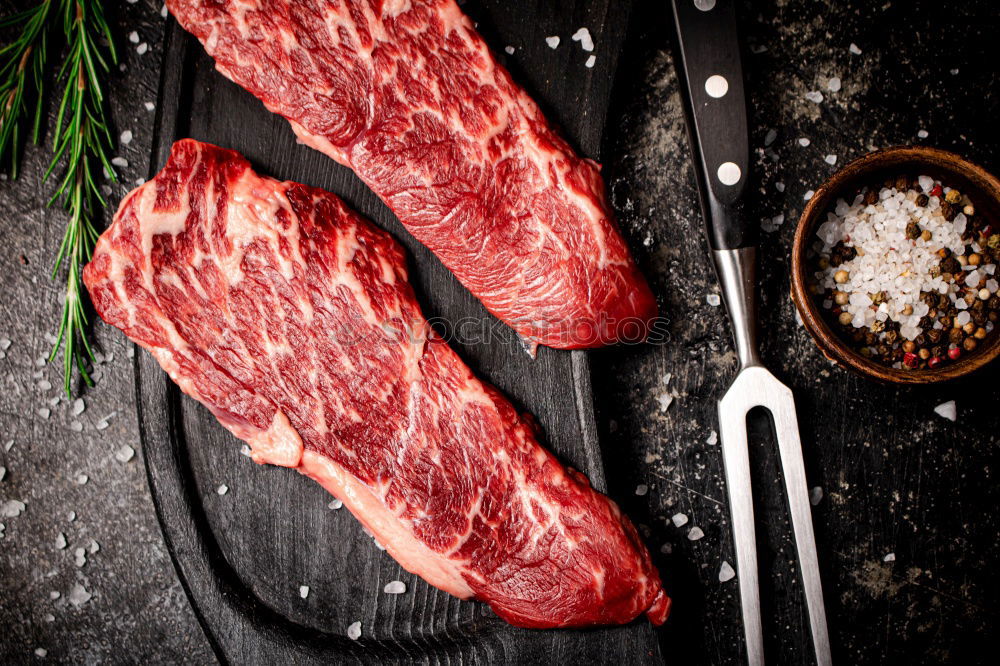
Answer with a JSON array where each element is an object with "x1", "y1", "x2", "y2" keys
[
  {"x1": 49, "y1": 591, "x2": 60, "y2": 600},
  {"x1": 0, "y1": 338, "x2": 9, "y2": 350},
  {"x1": 671, "y1": 513, "x2": 688, "y2": 528},
  {"x1": 706, "y1": 430, "x2": 718, "y2": 446},
  {"x1": 655, "y1": 393, "x2": 673, "y2": 412},
  {"x1": 1, "y1": 500, "x2": 26, "y2": 517},
  {"x1": 76, "y1": 474, "x2": 88, "y2": 485},
  {"x1": 809, "y1": 486, "x2": 824, "y2": 505},
  {"x1": 884, "y1": 553, "x2": 896, "y2": 562},
  {"x1": 161, "y1": 4, "x2": 168, "y2": 18},
  {"x1": 585, "y1": 55, "x2": 596, "y2": 68},
  {"x1": 827, "y1": 76, "x2": 842, "y2": 92},
  {"x1": 571, "y1": 27, "x2": 594, "y2": 52},
  {"x1": 719, "y1": 561, "x2": 736, "y2": 582},
  {"x1": 347, "y1": 621, "x2": 362, "y2": 640},
  {"x1": 72, "y1": 398, "x2": 85, "y2": 416},
  {"x1": 239, "y1": 445, "x2": 252, "y2": 457},
  {"x1": 0, "y1": 466, "x2": 5, "y2": 482},
  {"x1": 34, "y1": 648, "x2": 47, "y2": 658},
  {"x1": 38, "y1": 407, "x2": 50, "y2": 419},
  {"x1": 706, "y1": 293, "x2": 721, "y2": 307},
  {"x1": 635, "y1": 484, "x2": 648, "y2": 496},
  {"x1": 70, "y1": 421, "x2": 83, "y2": 433},
  {"x1": 687, "y1": 526, "x2": 705, "y2": 541},
  {"x1": 55, "y1": 533, "x2": 66, "y2": 549},
  {"x1": 115, "y1": 445, "x2": 135, "y2": 463},
  {"x1": 824, "y1": 154, "x2": 837, "y2": 165},
  {"x1": 504, "y1": 45, "x2": 515, "y2": 55},
  {"x1": 299, "y1": 585, "x2": 310, "y2": 599},
  {"x1": 917, "y1": 129, "x2": 929, "y2": 139},
  {"x1": 74, "y1": 547, "x2": 87, "y2": 567},
  {"x1": 44, "y1": 613, "x2": 54, "y2": 622},
  {"x1": 38, "y1": 379, "x2": 52, "y2": 391},
  {"x1": 0, "y1": 523, "x2": 5, "y2": 538},
  {"x1": 68, "y1": 583, "x2": 91, "y2": 607},
  {"x1": 137, "y1": 42, "x2": 148, "y2": 55},
  {"x1": 803, "y1": 190, "x2": 814, "y2": 201},
  {"x1": 120, "y1": 130, "x2": 133, "y2": 145},
  {"x1": 804, "y1": 91, "x2": 824, "y2": 104},
  {"x1": 128, "y1": 31, "x2": 139, "y2": 44},
  {"x1": 3, "y1": 441, "x2": 11, "y2": 452},
  {"x1": 328, "y1": 499, "x2": 343, "y2": 510},
  {"x1": 89, "y1": 540, "x2": 99, "y2": 554},
  {"x1": 545, "y1": 36, "x2": 560, "y2": 49},
  {"x1": 849, "y1": 43, "x2": 862, "y2": 55},
  {"x1": 933, "y1": 400, "x2": 957, "y2": 422},
  {"x1": 144, "y1": 101, "x2": 155, "y2": 112},
  {"x1": 111, "y1": 156, "x2": 128, "y2": 168},
  {"x1": 776, "y1": 182, "x2": 785, "y2": 192},
  {"x1": 67, "y1": 511, "x2": 76, "y2": 522},
  {"x1": 764, "y1": 129, "x2": 777, "y2": 146},
  {"x1": 216, "y1": 484, "x2": 229, "y2": 495},
  {"x1": 384, "y1": 580, "x2": 407, "y2": 594}
]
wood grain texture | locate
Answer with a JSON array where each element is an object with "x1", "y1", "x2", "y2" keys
[{"x1": 137, "y1": 2, "x2": 663, "y2": 664}]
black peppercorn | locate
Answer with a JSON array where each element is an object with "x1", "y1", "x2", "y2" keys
[
  {"x1": 916, "y1": 193, "x2": 929, "y2": 207},
  {"x1": 905, "y1": 221, "x2": 921, "y2": 239},
  {"x1": 949, "y1": 328, "x2": 965, "y2": 344},
  {"x1": 927, "y1": 329, "x2": 943, "y2": 343},
  {"x1": 864, "y1": 188, "x2": 879, "y2": 206}
]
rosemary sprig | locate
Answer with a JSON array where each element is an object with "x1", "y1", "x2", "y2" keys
[
  {"x1": 0, "y1": 0, "x2": 51, "y2": 179},
  {"x1": 0, "y1": 0, "x2": 118, "y2": 395},
  {"x1": 45, "y1": 0, "x2": 117, "y2": 394}
]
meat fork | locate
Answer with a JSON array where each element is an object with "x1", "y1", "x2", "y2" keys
[{"x1": 670, "y1": 1, "x2": 832, "y2": 664}]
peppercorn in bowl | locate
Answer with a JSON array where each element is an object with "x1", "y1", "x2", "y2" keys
[{"x1": 791, "y1": 146, "x2": 1000, "y2": 383}]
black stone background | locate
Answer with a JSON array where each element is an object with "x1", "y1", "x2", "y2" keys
[{"x1": 1, "y1": 0, "x2": 998, "y2": 663}]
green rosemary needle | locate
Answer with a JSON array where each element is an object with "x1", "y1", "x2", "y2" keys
[
  {"x1": 0, "y1": 0, "x2": 51, "y2": 179},
  {"x1": 45, "y1": 0, "x2": 117, "y2": 394}
]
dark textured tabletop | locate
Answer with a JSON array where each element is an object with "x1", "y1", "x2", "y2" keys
[{"x1": 1, "y1": 0, "x2": 998, "y2": 664}]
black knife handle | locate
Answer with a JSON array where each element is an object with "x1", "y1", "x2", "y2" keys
[{"x1": 671, "y1": 0, "x2": 752, "y2": 250}]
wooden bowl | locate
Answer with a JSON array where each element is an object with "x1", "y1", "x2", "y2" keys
[{"x1": 790, "y1": 146, "x2": 1000, "y2": 384}]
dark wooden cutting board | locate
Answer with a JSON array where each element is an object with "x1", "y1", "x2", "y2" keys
[{"x1": 135, "y1": 2, "x2": 664, "y2": 663}]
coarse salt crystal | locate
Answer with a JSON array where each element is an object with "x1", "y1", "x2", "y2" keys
[
  {"x1": 585, "y1": 55, "x2": 596, "y2": 68},
  {"x1": 115, "y1": 445, "x2": 135, "y2": 463},
  {"x1": 805, "y1": 91, "x2": 824, "y2": 103},
  {"x1": 55, "y1": 533, "x2": 66, "y2": 549},
  {"x1": 776, "y1": 182, "x2": 785, "y2": 192},
  {"x1": 72, "y1": 398, "x2": 85, "y2": 415},
  {"x1": 849, "y1": 43, "x2": 862, "y2": 54},
  {"x1": 635, "y1": 484, "x2": 648, "y2": 496},
  {"x1": 918, "y1": 175, "x2": 933, "y2": 192},
  {"x1": 120, "y1": 130, "x2": 133, "y2": 145},
  {"x1": 656, "y1": 393, "x2": 673, "y2": 412},
  {"x1": 803, "y1": 190, "x2": 814, "y2": 201},
  {"x1": 504, "y1": 45, "x2": 515, "y2": 55},
  {"x1": 384, "y1": 580, "x2": 407, "y2": 594},
  {"x1": 128, "y1": 31, "x2": 139, "y2": 43},
  {"x1": 884, "y1": 553, "x2": 896, "y2": 562},
  {"x1": 76, "y1": 474, "x2": 88, "y2": 485},
  {"x1": 809, "y1": 486, "x2": 823, "y2": 505},
  {"x1": 545, "y1": 36, "x2": 560, "y2": 49},
  {"x1": 571, "y1": 27, "x2": 594, "y2": 52},
  {"x1": 917, "y1": 129, "x2": 929, "y2": 139},
  {"x1": 933, "y1": 400, "x2": 957, "y2": 422},
  {"x1": 798, "y1": 137, "x2": 811, "y2": 147},
  {"x1": 965, "y1": 270, "x2": 981, "y2": 287},
  {"x1": 299, "y1": 585, "x2": 309, "y2": 598},
  {"x1": 671, "y1": 513, "x2": 688, "y2": 528},
  {"x1": 687, "y1": 526, "x2": 705, "y2": 541},
  {"x1": 827, "y1": 76, "x2": 842, "y2": 92},
  {"x1": 719, "y1": 561, "x2": 736, "y2": 582},
  {"x1": 137, "y1": 42, "x2": 148, "y2": 55},
  {"x1": 706, "y1": 430, "x2": 718, "y2": 445},
  {"x1": 111, "y1": 156, "x2": 128, "y2": 168},
  {"x1": 956, "y1": 311, "x2": 971, "y2": 326},
  {"x1": 706, "y1": 293, "x2": 721, "y2": 307},
  {"x1": 347, "y1": 621, "x2": 362, "y2": 640},
  {"x1": 216, "y1": 484, "x2": 228, "y2": 495},
  {"x1": 35, "y1": 648, "x2": 47, "y2": 658},
  {"x1": 68, "y1": 583, "x2": 91, "y2": 607},
  {"x1": 0, "y1": 466, "x2": 5, "y2": 482},
  {"x1": 824, "y1": 154, "x2": 837, "y2": 165},
  {"x1": 144, "y1": 101, "x2": 155, "y2": 112}
]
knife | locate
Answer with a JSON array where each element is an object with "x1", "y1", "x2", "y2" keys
[{"x1": 669, "y1": 1, "x2": 832, "y2": 664}]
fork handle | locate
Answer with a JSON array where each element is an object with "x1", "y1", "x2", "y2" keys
[{"x1": 671, "y1": 0, "x2": 752, "y2": 250}]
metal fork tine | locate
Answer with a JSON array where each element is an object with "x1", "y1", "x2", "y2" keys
[
  {"x1": 717, "y1": 393, "x2": 764, "y2": 666},
  {"x1": 765, "y1": 386, "x2": 833, "y2": 666}
]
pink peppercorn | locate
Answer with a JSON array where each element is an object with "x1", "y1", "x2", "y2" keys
[
  {"x1": 928, "y1": 356, "x2": 942, "y2": 369},
  {"x1": 930, "y1": 185, "x2": 944, "y2": 197},
  {"x1": 948, "y1": 347, "x2": 962, "y2": 360},
  {"x1": 903, "y1": 352, "x2": 919, "y2": 368}
]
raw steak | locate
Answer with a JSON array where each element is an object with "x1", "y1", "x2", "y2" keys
[
  {"x1": 83, "y1": 140, "x2": 669, "y2": 629},
  {"x1": 166, "y1": 0, "x2": 657, "y2": 349}
]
